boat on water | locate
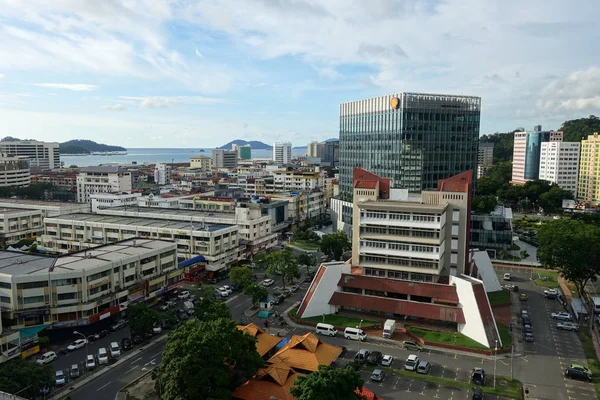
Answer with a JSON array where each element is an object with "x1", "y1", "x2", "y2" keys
[{"x1": 90, "y1": 151, "x2": 128, "y2": 156}]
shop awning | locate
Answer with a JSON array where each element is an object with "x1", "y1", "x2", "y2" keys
[
  {"x1": 178, "y1": 255, "x2": 206, "y2": 268},
  {"x1": 20, "y1": 325, "x2": 49, "y2": 339}
]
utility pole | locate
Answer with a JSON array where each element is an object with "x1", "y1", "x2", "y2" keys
[
  {"x1": 510, "y1": 345, "x2": 514, "y2": 380},
  {"x1": 494, "y1": 340, "x2": 498, "y2": 389}
]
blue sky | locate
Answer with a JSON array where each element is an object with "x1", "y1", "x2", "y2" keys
[{"x1": 1, "y1": 0, "x2": 600, "y2": 148}]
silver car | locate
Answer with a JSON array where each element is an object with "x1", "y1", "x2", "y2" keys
[{"x1": 557, "y1": 321, "x2": 579, "y2": 331}]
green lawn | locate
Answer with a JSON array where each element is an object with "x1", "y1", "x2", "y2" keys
[
  {"x1": 497, "y1": 323, "x2": 512, "y2": 349},
  {"x1": 290, "y1": 240, "x2": 320, "y2": 251},
  {"x1": 407, "y1": 326, "x2": 489, "y2": 350},
  {"x1": 577, "y1": 330, "x2": 600, "y2": 398},
  {"x1": 290, "y1": 307, "x2": 376, "y2": 328},
  {"x1": 487, "y1": 290, "x2": 510, "y2": 305},
  {"x1": 534, "y1": 270, "x2": 560, "y2": 288},
  {"x1": 363, "y1": 366, "x2": 522, "y2": 400}
]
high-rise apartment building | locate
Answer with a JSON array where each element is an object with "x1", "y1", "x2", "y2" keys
[
  {"x1": 0, "y1": 156, "x2": 30, "y2": 187},
  {"x1": 539, "y1": 142, "x2": 580, "y2": 197},
  {"x1": 323, "y1": 140, "x2": 339, "y2": 168},
  {"x1": 212, "y1": 150, "x2": 238, "y2": 169},
  {"x1": 578, "y1": 132, "x2": 600, "y2": 204},
  {"x1": 190, "y1": 155, "x2": 212, "y2": 169},
  {"x1": 0, "y1": 140, "x2": 60, "y2": 170},
  {"x1": 154, "y1": 163, "x2": 172, "y2": 185},
  {"x1": 478, "y1": 142, "x2": 494, "y2": 165},
  {"x1": 273, "y1": 142, "x2": 292, "y2": 166},
  {"x1": 511, "y1": 127, "x2": 563, "y2": 184},
  {"x1": 239, "y1": 145, "x2": 252, "y2": 160},
  {"x1": 339, "y1": 93, "x2": 481, "y2": 201},
  {"x1": 307, "y1": 141, "x2": 324, "y2": 159},
  {"x1": 76, "y1": 166, "x2": 132, "y2": 203}
]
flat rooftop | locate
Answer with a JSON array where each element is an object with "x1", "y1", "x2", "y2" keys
[
  {"x1": 47, "y1": 213, "x2": 235, "y2": 232},
  {"x1": 358, "y1": 200, "x2": 448, "y2": 213},
  {"x1": 104, "y1": 206, "x2": 238, "y2": 222},
  {"x1": 0, "y1": 207, "x2": 42, "y2": 215},
  {"x1": 0, "y1": 239, "x2": 174, "y2": 277},
  {"x1": 0, "y1": 199, "x2": 86, "y2": 208}
]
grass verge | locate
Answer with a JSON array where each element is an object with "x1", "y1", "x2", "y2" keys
[
  {"x1": 533, "y1": 270, "x2": 560, "y2": 288},
  {"x1": 290, "y1": 307, "x2": 377, "y2": 328},
  {"x1": 487, "y1": 290, "x2": 510, "y2": 305},
  {"x1": 290, "y1": 240, "x2": 320, "y2": 251},
  {"x1": 497, "y1": 323, "x2": 512, "y2": 350},
  {"x1": 577, "y1": 330, "x2": 600, "y2": 398},
  {"x1": 363, "y1": 365, "x2": 522, "y2": 400},
  {"x1": 407, "y1": 326, "x2": 489, "y2": 350}
]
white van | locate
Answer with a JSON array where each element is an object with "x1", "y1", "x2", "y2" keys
[
  {"x1": 344, "y1": 327, "x2": 367, "y2": 341},
  {"x1": 316, "y1": 323, "x2": 337, "y2": 337}
]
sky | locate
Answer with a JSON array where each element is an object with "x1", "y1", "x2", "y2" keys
[{"x1": 1, "y1": 0, "x2": 600, "y2": 148}]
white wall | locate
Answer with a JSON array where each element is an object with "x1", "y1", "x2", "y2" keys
[
  {"x1": 299, "y1": 261, "x2": 350, "y2": 318},
  {"x1": 451, "y1": 275, "x2": 495, "y2": 348}
]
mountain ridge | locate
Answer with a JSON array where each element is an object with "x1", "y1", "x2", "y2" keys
[{"x1": 217, "y1": 140, "x2": 272, "y2": 150}]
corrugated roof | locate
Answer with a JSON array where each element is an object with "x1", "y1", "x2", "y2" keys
[{"x1": 329, "y1": 292, "x2": 465, "y2": 323}]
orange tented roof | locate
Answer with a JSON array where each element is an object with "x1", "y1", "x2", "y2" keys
[
  {"x1": 232, "y1": 358, "x2": 301, "y2": 400},
  {"x1": 237, "y1": 322, "x2": 283, "y2": 357},
  {"x1": 356, "y1": 386, "x2": 384, "y2": 400},
  {"x1": 268, "y1": 332, "x2": 342, "y2": 373}
]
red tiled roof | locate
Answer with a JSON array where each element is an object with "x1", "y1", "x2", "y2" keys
[
  {"x1": 329, "y1": 292, "x2": 465, "y2": 323},
  {"x1": 472, "y1": 282, "x2": 500, "y2": 347},
  {"x1": 356, "y1": 386, "x2": 384, "y2": 400},
  {"x1": 355, "y1": 180, "x2": 378, "y2": 189},
  {"x1": 353, "y1": 168, "x2": 390, "y2": 199},
  {"x1": 232, "y1": 358, "x2": 301, "y2": 400},
  {"x1": 337, "y1": 274, "x2": 459, "y2": 304}
]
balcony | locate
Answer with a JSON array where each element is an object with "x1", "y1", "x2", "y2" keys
[{"x1": 359, "y1": 246, "x2": 442, "y2": 261}]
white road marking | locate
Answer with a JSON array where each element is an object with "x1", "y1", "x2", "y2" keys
[
  {"x1": 96, "y1": 382, "x2": 111, "y2": 391},
  {"x1": 150, "y1": 352, "x2": 162, "y2": 358},
  {"x1": 125, "y1": 365, "x2": 139, "y2": 374},
  {"x1": 130, "y1": 357, "x2": 142, "y2": 364}
]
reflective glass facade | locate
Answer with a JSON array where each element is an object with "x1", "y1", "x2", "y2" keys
[{"x1": 339, "y1": 93, "x2": 481, "y2": 201}]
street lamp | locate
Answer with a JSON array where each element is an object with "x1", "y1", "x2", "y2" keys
[
  {"x1": 357, "y1": 319, "x2": 364, "y2": 352},
  {"x1": 73, "y1": 330, "x2": 89, "y2": 360},
  {"x1": 493, "y1": 339, "x2": 498, "y2": 389}
]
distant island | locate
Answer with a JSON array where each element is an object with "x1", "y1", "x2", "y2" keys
[
  {"x1": 60, "y1": 140, "x2": 127, "y2": 155},
  {"x1": 217, "y1": 140, "x2": 272, "y2": 150}
]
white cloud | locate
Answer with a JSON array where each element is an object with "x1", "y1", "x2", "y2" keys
[
  {"x1": 537, "y1": 67, "x2": 600, "y2": 112},
  {"x1": 33, "y1": 83, "x2": 99, "y2": 92},
  {"x1": 251, "y1": 82, "x2": 268, "y2": 87},
  {"x1": 0, "y1": 73, "x2": 4, "y2": 80},
  {"x1": 119, "y1": 96, "x2": 229, "y2": 109},
  {"x1": 195, "y1": 48, "x2": 203, "y2": 58},
  {"x1": 311, "y1": 64, "x2": 342, "y2": 80},
  {"x1": 102, "y1": 104, "x2": 126, "y2": 111}
]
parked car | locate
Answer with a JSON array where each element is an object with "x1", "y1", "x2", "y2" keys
[
  {"x1": 523, "y1": 324, "x2": 533, "y2": 334},
  {"x1": 569, "y1": 364, "x2": 592, "y2": 376},
  {"x1": 67, "y1": 339, "x2": 87, "y2": 351},
  {"x1": 521, "y1": 310, "x2": 529, "y2": 317},
  {"x1": 503, "y1": 273, "x2": 511, "y2": 280},
  {"x1": 153, "y1": 324, "x2": 162, "y2": 335},
  {"x1": 523, "y1": 332, "x2": 534, "y2": 342},
  {"x1": 86, "y1": 354, "x2": 96, "y2": 370},
  {"x1": 97, "y1": 329, "x2": 109, "y2": 338},
  {"x1": 70, "y1": 364, "x2": 80, "y2": 379},
  {"x1": 178, "y1": 290, "x2": 190, "y2": 299},
  {"x1": 216, "y1": 287, "x2": 229, "y2": 297},
  {"x1": 290, "y1": 285, "x2": 299, "y2": 293},
  {"x1": 121, "y1": 337, "x2": 133, "y2": 351},
  {"x1": 520, "y1": 293, "x2": 528, "y2": 301},
  {"x1": 471, "y1": 368, "x2": 486, "y2": 385},
  {"x1": 111, "y1": 319, "x2": 127, "y2": 331},
  {"x1": 97, "y1": 348, "x2": 109, "y2": 365},
  {"x1": 404, "y1": 354, "x2": 419, "y2": 371},
  {"x1": 557, "y1": 322, "x2": 579, "y2": 332},
  {"x1": 472, "y1": 387, "x2": 484, "y2": 400},
  {"x1": 109, "y1": 342, "x2": 121, "y2": 358},
  {"x1": 304, "y1": 275, "x2": 313, "y2": 283},
  {"x1": 417, "y1": 360, "x2": 432, "y2": 374},
  {"x1": 219, "y1": 286, "x2": 232, "y2": 295},
  {"x1": 272, "y1": 295, "x2": 285, "y2": 305},
  {"x1": 55, "y1": 370, "x2": 66, "y2": 386},
  {"x1": 354, "y1": 349, "x2": 371, "y2": 364},
  {"x1": 133, "y1": 335, "x2": 143, "y2": 345},
  {"x1": 552, "y1": 312, "x2": 572, "y2": 321},
  {"x1": 367, "y1": 351, "x2": 383, "y2": 365},
  {"x1": 522, "y1": 315, "x2": 532, "y2": 325},
  {"x1": 370, "y1": 369, "x2": 385, "y2": 382},
  {"x1": 544, "y1": 288, "x2": 558, "y2": 296},
  {"x1": 159, "y1": 303, "x2": 170, "y2": 311},
  {"x1": 565, "y1": 366, "x2": 592, "y2": 382},
  {"x1": 36, "y1": 351, "x2": 57, "y2": 365},
  {"x1": 400, "y1": 340, "x2": 424, "y2": 352},
  {"x1": 545, "y1": 293, "x2": 558, "y2": 300},
  {"x1": 381, "y1": 355, "x2": 393, "y2": 366},
  {"x1": 262, "y1": 279, "x2": 275, "y2": 287}
]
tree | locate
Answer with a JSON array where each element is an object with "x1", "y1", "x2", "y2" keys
[
  {"x1": 320, "y1": 231, "x2": 351, "y2": 261},
  {"x1": 266, "y1": 249, "x2": 300, "y2": 288},
  {"x1": 194, "y1": 294, "x2": 232, "y2": 322},
  {"x1": 127, "y1": 303, "x2": 160, "y2": 337},
  {"x1": 290, "y1": 365, "x2": 364, "y2": 400},
  {"x1": 479, "y1": 132, "x2": 514, "y2": 163},
  {"x1": 520, "y1": 250, "x2": 529, "y2": 259},
  {"x1": 298, "y1": 253, "x2": 316, "y2": 275},
  {"x1": 560, "y1": 115, "x2": 600, "y2": 143},
  {"x1": 245, "y1": 283, "x2": 269, "y2": 307},
  {"x1": 156, "y1": 319, "x2": 263, "y2": 400},
  {"x1": 538, "y1": 220, "x2": 600, "y2": 298},
  {"x1": 252, "y1": 250, "x2": 269, "y2": 270},
  {"x1": 229, "y1": 266, "x2": 253, "y2": 289},
  {"x1": 472, "y1": 195, "x2": 498, "y2": 213},
  {"x1": 539, "y1": 186, "x2": 573, "y2": 213},
  {"x1": 0, "y1": 358, "x2": 54, "y2": 398}
]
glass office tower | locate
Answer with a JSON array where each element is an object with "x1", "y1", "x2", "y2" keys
[{"x1": 338, "y1": 93, "x2": 481, "y2": 201}]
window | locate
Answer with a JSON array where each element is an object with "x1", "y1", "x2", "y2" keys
[
  {"x1": 57, "y1": 292, "x2": 77, "y2": 300},
  {"x1": 23, "y1": 295, "x2": 45, "y2": 304},
  {"x1": 52, "y1": 278, "x2": 80, "y2": 286},
  {"x1": 0, "y1": 281, "x2": 11, "y2": 289},
  {"x1": 0, "y1": 296, "x2": 10, "y2": 304},
  {"x1": 17, "y1": 281, "x2": 48, "y2": 289}
]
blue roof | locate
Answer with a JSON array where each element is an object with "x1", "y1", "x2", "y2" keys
[
  {"x1": 20, "y1": 325, "x2": 49, "y2": 339},
  {"x1": 276, "y1": 337, "x2": 290, "y2": 349},
  {"x1": 178, "y1": 255, "x2": 205, "y2": 268}
]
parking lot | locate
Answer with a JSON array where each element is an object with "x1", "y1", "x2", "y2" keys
[{"x1": 495, "y1": 265, "x2": 597, "y2": 400}]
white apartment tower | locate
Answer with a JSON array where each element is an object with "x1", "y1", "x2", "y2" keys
[
  {"x1": 154, "y1": 163, "x2": 172, "y2": 185},
  {"x1": 539, "y1": 142, "x2": 580, "y2": 197},
  {"x1": 0, "y1": 140, "x2": 60, "y2": 170},
  {"x1": 273, "y1": 142, "x2": 292, "y2": 166},
  {"x1": 307, "y1": 141, "x2": 324, "y2": 159},
  {"x1": 76, "y1": 166, "x2": 132, "y2": 203}
]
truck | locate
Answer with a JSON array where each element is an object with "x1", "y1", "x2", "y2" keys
[
  {"x1": 383, "y1": 319, "x2": 396, "y2": 338},
  {"x1": 183, "y1": 301, "x2": 195, "y2": 315}
]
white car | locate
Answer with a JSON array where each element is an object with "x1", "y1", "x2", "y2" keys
[
  {"x1": 86, "y1": 354, "x2": 96, "y2": 370},
  {"x1": 109, "y1": 342, "x2": 121, "y2": 358},
  {"x1": 55, "y1": 370, "x2": 66, "y2": 386},
  {"x1": 557, "y1": 322, "x2": 579, "y2": 332},
  {"x1": 404, "y1": 354, "x2": 419, "y2": 371},
  {"x1": 97, "y1": 348, "x2": 109, "y2": 365},
  {"x1": 262, "y1": 279, "x2": 275, "y2": 287},
  {"x1": 216, "y1": 288, "x2": 229, "y2": 297},
  {"x1": 381, "y1": 355, "x2": 393, "y2": 366},
  {"x1": 544, "y1": 289, "x2": 558, "y2": 296},
  {"x1": 552, "y1": 312, "x2": 572, "y2": 321},
  {"x1": 219, "y1": 286, "x2": 233, "y2": 295},
  {"x1": 503, "y1": 273, "x2": 511, "y2": 281},
  {"x1": 36, "y1": 351, "x2": 57, "y2": 365},
  {"x1": 178, "y1": 290, "x2": 190, "y2": 300},
  {"x1": 67, "y1": 338, "x2": 87, "y2": 351},
  {"x1": 153, "y1": 325, "x2": 162, "y2": 335}
]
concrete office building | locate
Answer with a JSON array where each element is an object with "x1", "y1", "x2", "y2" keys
[
  {"x1": 470, "y1": 206, "x2": 513, "y2": 258},
  {"x1": 90, "y1": 192, "x2": 142, "y2": 213},
  {"x1": 76, "y1": 166, "x2": 132, "y2": 203},
  {"x1": 477, "y1": 142, "x2": 494, "y2": 178},
  {"x1": 539, "y1": 142, "x2": 580, "y2": 197},
  {"x1": 511, "y1": 127, "x2": 563, "y2": 184},
  {"x1": 40, "y1": 214, "x2": 242, "y2": 271},
  {"x1": 323, "y1": 140, "x2": 339, "y2": 168},
  {"x1": 307, "y1": 141, "x2": 324, "y2": 159},
  {"x1": 154, "y1": 163, "x2": 172, "y2": 185},
  {"x1": 297, "y1": 168, "x2": 502, "y2": 349},
  {"x1": 190, "y1": 155, "x2": 213, "y2": 170},
  {"x1": 338, "y1": 93, "x2": 481, "y2": 201},
  {"x1": 0, "y1": 199, "x2": 89, "y2": 217},
  {"x1": 0, "y1": 156, "x2": 30, "y2": 188},
  {"x1": 578, "y1": 132, "x2": 600, "y2": 204},
  {"x1": 0, "y1": 239, "x2": 180, "y2": 330},
  {"x1": 0, "y1": 208, "x2": 43, "y2": 244},
  {"x1": 0, "y1": 140, "x2": 60, "y2": 170},
  {"x1": 273, "y1": 142, "x2": 292, "y2": 166},
  {"x1": 212, "y1": 150, "x2": 238, "y2": 169},
  {"x1": 272, "y1": 169, "x2": 323, "y2": 192},
  {"x1": 239, "y1": 145, "x2": 252, "y2": 160}
]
